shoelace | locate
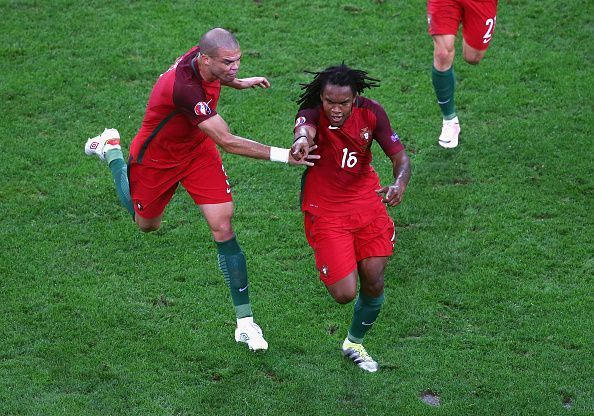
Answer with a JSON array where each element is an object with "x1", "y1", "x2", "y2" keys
[{"x1": 347, "y1": 344, "x2": 372, "y2": 361}]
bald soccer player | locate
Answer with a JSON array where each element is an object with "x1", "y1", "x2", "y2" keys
[{"x1": 85, "y1": 28, "x2": 318, "y2": 351}]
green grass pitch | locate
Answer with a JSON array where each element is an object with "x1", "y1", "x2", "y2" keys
[{"x1": 0, "y1": 0, "x2": 592, "y2": 414}]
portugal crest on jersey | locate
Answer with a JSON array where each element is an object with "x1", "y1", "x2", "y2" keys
[{"x1": 360, "y1": 127, "x2": 370, "y2": 142}]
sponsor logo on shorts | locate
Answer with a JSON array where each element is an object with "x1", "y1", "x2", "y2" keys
[
  {"x1": 294, "y1": 116, "x2": 306, "y2": 127},
  {"x1": 239, "y1": 284, "x2": 248, "y2": 292},
  {"x1": 194, "y1": 101, "x2": 212, "y2": 116},
  {"x1": 135, "y1": 201, "x2": 143, "y2": 211},
  {"x1": 321, "y1": 265, "x2": 329, "y2": 276},
  {"x1": 390, "y1": 132, "x2": 400, "y2": 142}
]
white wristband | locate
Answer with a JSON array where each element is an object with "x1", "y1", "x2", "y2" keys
[{"x1": 270, "y1": 146, "x2": 290, "y2": 163}]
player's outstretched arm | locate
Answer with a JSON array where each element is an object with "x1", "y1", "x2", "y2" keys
[
  {"x1": 199, "y1": 114, "x2": 319, "y2": 166},
  {"x1": 376, "y1": 150, "x2": 411, "y2": 207},
  {"x1": 221, "y1": 77, "x2": 270, "y2": 89}
]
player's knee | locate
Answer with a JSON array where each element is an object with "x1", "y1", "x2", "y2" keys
[
  {"x1": 462, "y1": 49, "x2": 485, "y2": 65},
  {"x1": 433, "y1": 49, "x2": 454, "y2": 70},
  {"x1": 138, "y1": 223, "x2": 160, "y2": 233},
  {"x1": 211, "y1": 225, "x2": 234, "y2": 242},
  {"x1": 463, "y1": 55, "x2": 482, "y2": 65},
  {"x1": 208, "y1": 217, "x2": 233, "y2": 239},
  {"x1": 334, "y1": 292, "x2": 356, "y2": 304},
  {"x1": 328, "y1": 283, "x2": 357, "y2": 304},
  {"x1": 365, "y1": 280, "x2": 385, "y2": 298},
  {"x1": 138, "y1": 224, "x2": 161, "y2": 233}
]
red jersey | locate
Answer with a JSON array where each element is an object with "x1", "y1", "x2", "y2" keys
[
  {"x1": 296, "y1": 97, "x2": 404, "y2": 216},
  {"x1": 129, "y1": 46, "x2": 221, "y2": 168}
]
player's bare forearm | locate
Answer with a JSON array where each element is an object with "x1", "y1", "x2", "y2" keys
[
  {"x1": 221, "y1": 134, "x2": 272, "y2": 159},
  {"x1": 222, "y1": 136, "x2": 318, "y2": 166},
  {"x1": 199, "y1": 114, "x2": 269, "y2": 158},
  {"x1": 222, "y1": 77, "x2": 270, "y2": 89},
  {"x1": 294, "y1": 125, "x2": 316, "y2": 146},
  {"x1": 291, "y1": 125, "x2": 317, "y2": 160},
  {"x1": 199, "y1": 115, "x2": 317, "y2": 166},
  {"x1": 376, "y1": 150, "x2": 411, "y2": 207},
  {"x1": 391, "y1": 150, "x2": 411, "y2": 190}
]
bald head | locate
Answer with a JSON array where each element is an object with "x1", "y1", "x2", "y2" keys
[{"x1": 199, "y1": 28, "x2": 240, "y2": 57}]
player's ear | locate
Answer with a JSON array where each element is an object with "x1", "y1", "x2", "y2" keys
[{"x1": 199, "y1": 53, "x2": 210, "y2": 65}]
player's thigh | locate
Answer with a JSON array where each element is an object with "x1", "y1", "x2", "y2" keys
[
  {"x1": 461, "y1": 0, "x2": 498, "y2": 52},
  {"x1": 128, "y1": 162, "x2": 179, "y2": 220},
  {"x1": 304, "y1": 213, "x2": 358, "y2": 290}
]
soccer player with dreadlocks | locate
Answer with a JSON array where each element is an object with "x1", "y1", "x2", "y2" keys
[{"x1": 291, "y1": 64, "x2": 411, "y2": 372}]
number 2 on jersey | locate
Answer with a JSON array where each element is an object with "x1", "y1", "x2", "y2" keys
[
  {"x1": 341, "y1": 148, "x2": 358, "y2": 169},
  {"x1": 483, "y1": 16, "x2": 496, "y2": 44}
]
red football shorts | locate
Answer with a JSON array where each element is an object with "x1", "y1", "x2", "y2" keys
[
  {"x1": 128, "y1": 139, "x2": 232, "y2": 219},
  {"x1": 428, "y1": 0, "x2": 498, "y2": 50},
  {"x1": 304, "y1": 208, "x2": 395, "y2": 286}
]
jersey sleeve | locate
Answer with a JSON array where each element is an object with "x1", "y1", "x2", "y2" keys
[
  {"x1": 294, "y1": 106, "x2": 321, "y2": 130},
  {"x1": 370, "y1": 100, "x2": 404, "y2": 156},
  {"x1": 173, "y1": 80, "x2": 218, "y2": 126}
]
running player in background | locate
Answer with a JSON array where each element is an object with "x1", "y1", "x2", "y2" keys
[
  {"x1": 428, "y1": 0, "x2": 498, "y2": 148},
  {"x1": 84, "y1": 28, "x2": 318, "y2": 352},
  {"x1": 291, "y1": 64, "x2": 411, "y2": 372}
]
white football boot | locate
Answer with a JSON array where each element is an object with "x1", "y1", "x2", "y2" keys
[
  {"x1": 85, "y1": 128, "x2": 121, "y2": 160},
  {"x1": 438, "y1": 116, "x2": 460, "y2": 149},
  {"x1": 342, "y1": 338, "x2": 378, "y2": 372},
  {"x1": 235, "y1": 316, "x2": 268, "y2": 351}
]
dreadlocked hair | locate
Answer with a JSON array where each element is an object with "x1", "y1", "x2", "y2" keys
[{"x1": 297, "y1": 63, "x2": 381, "y2": 110}]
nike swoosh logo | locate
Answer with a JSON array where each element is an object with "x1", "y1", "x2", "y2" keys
[
  {"x1": 362, "y1": 321, "x2": 375, "y2": 326},
  {"x1": 239, "y1": 285, "x2": 248, "y2": 292},
  {"x1": 437, "y1": 99, "x2": 451, "y2": 105}
]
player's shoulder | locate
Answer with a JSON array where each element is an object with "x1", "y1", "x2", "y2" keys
[
  {"x1": 355, "y1": 96, "x2": 388, "y2": 121},
  {"x1": 176, "y1": 46, "x2": 199, "y2": 74},
  {"x1": 296, "y1": 105, "x2": 322, "y2": 124},
  {"x1": 355, "y1": 96, "x2": 385, "y2": 112}
]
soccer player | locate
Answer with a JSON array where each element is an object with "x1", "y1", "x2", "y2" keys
[
  {"x1": 428, "y1": 0, "x2": 499, "y2": 148},
  {"x1": 291, "y1": 64, "x2": 411, "y2": 372},
  {"x1": 84, "y1": 28, "x2": 318, "y2": 352}
]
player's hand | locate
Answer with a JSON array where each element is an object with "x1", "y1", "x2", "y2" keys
[
  {"x1": 240, "y1": 77, "x2": 270, "y2": 89},
  {"x1": 289, "y1": 145, "x2": 319, "y2": 167},
  {"x1": 376, "y1": 184, "x2": 405, "y2": 207},
  {"x1": 291, "y1": 137, "x2": 310, "y2": 161}
]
